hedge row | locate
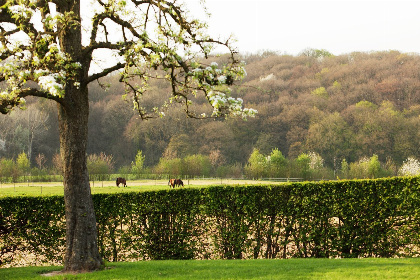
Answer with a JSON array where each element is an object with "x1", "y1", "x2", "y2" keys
[{"x1": 1, "y1": 177, "x2": 420, "y2": 266}]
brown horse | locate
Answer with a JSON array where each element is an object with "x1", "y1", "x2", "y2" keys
[
  {"x1": 175, "y1": 179, "x2": 184, "y2": 187},
  {"x1": 116, "y1": 177, "x2": 127, "y2": 187},
  {"x1": 168, "y1": 178, "x2": 184, "y2": 188},
  {"x1": 168, "y1": 178, "x2": 176, "y2": 188}
]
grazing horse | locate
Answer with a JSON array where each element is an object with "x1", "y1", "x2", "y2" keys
[
  {"x1": 175, "y1": 179, "x2": 184, "y2": 187},
  {"x1": 168, "y1": 178, "x2": 176, "y2": 188},
  {"x1": 168, "y1": 178, "x2": 184, "y2": 188},
  {"x1": 116, "y1": 177, "x2": 127, "y2": 187}
]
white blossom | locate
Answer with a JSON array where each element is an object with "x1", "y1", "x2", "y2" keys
[
  {"x1": 38, "y1": 74, "x2": 64, "y2": 96},
  {"x1": 18, "y1": 70, "x2": 30, "y2": 80},
  {"x1": 9, "y1": 5, "x2": 32, "y2": 18},
  {"x1": 21, "y1": 50, "x2": 31, "y2": 60},
  {"x1": 217, "y1": 75, "x2": 226, "y2": 84},
  {"x1": 43, "y1": 12, "x2": 65, "y2": 29},
  {"x1": 260, "y1": 73, "x2": 275, "y2": 82},
  {"x1": 206, "y1": 90, "x2": 256, "y2": 118},
  {"x1": 34, "y1": 69, "x2": 49, "y2": 76},
  {"x1": 308, "y1": 152, "x2": 324, "y2": 170},
  {"x1": 33, "y1": 56, "x2": 40, "y2": 65},
  {"x1": 399, "y1": 157, "x2": 420, "y2": 176},
  {"x1": 239, "y1": 66, "x2": 247, "y2": 77},
  {"x1": 41, "y1": 34, "x2": 54, "y2": 40}
]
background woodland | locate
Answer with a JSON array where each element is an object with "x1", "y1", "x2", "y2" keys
[{"x1": 1, "y1": 50, "x2": 419, "y2": 179}]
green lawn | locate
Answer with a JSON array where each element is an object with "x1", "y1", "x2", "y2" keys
[{"x1": 2, "y1": 258, "x2": 420, "y2": 280}]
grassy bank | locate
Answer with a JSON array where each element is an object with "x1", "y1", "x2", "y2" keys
[{"x1": 2, "y1": 258, "x2": 420, "y2": 280}]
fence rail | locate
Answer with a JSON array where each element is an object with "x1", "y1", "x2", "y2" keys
[{"x1": 261, "y1": 178, "x2": 304, "y2": 182}]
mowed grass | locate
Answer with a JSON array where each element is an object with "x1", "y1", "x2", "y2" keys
[
  {"x1": 0, "y1": 179, "x2": 271, "y2": 197},
  {"x1": 2, "y1": 258, "x2": 420, "y2": 280}
]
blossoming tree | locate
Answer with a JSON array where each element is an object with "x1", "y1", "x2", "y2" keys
[
  {"x1": 0, "y1": 0, "x2": 256, "y2": 272},
  {"x1": 399, "y1": 157, "x2": 420, "y2": 176}
]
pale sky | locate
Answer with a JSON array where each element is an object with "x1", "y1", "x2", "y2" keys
[{"x1": 184, "y1": 0, "x2": 420, "y2": 56}]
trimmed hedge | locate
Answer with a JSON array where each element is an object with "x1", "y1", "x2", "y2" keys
[{"x1": 1, "y1": 177, "x2": 419, "y2": 266}]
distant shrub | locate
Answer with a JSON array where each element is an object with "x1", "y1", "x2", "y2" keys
[{"x1": 399, "y1": 157, "x2": 420, "y2": 176}]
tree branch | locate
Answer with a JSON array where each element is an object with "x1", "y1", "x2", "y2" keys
[
  {"x1": 86, "y1": 62, "x2": 126, "y2": 84},
  {"x1": 0, "y1": 87, "x2": 63, "y2": 114},
  {"x1": 0, "y1": 4, "x2": 39, "y2": 38},
  {"x1": 83, "y1": 41, "x2": 122, "y2": 58},
  {"x1": 89, "y1": 13, "x2": 108, "y2": 47}
]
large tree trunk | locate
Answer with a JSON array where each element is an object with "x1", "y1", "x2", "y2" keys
[
  {"x1": 58, "y1": 84, "x2": 103, "y2": 272},
  {"x1": 56, "y1": 0, "x2": 102, "y2": 272}
]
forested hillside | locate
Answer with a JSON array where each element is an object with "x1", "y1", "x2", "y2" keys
[{"x1": 1, "y1": 50, "x2": 419, "y2": 178}]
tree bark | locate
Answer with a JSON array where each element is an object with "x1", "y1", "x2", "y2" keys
[
  {"x1": 56, "y1": 0, "x2": 102, "y2": 272},
  {"x1": 58, "y1": 84, "x2": 103, "y2": 272}
]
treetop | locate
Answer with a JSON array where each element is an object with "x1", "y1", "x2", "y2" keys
[{"x1": 0, "y1": 0, "x2": 256, "y2": 119}]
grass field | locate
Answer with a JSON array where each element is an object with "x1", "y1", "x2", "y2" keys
[
  {"x1": 0, "y1": 179, "x2": 273, "y2": 197},
  {"x1": 2, "y1": 258, "x2": 420, "y2": 280}
]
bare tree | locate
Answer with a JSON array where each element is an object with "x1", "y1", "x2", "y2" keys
[
  {"x1": 35, "y1": 153, "x2": 46, "y2": 169},
  {"x1": 11, "y1": 106, "x2": 49, "y2": 162},
  {"x1": 0, "y1": 0, "x2": 255, "y2": 272}
]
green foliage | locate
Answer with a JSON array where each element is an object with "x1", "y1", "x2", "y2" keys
[
  {"x1": 332, "y1": 80, "x2": 342, "y2": 90},
  {"x1": 87, "y1": 153, "x2": 114, "y2": 181},
  {"x1": 368, "y1": 154, "x2": 381, "y2": 178},
  {"x1": 155, "y1": 157, "x2": 183, "y2": 176},
  {"x1": 244, "y1": 148, "x2": 267, "y2": 179},
  {"x1": 16, "y1": 152, "x2": 30, "y2": 177},
  {"x1": 349, "y1": 157, "x2": 370, "y2": 178},
  {"x1": 2, "y1": 176, "x2": 419, "y2": 266},
  {"x1": 300, "y1": 48, "x2": 334, "y2": 58},
  {"x1": 306, "y1": 112, "x2": 354, "y2": 167},
  {"x1": 1, "y1": 51, "x2": 420, "y2": 174},
  {"x1": 348, "y1": 155, "x2": 386, "y2": 179},
  {"x1": 0, "y1": 158, "x2": 16, "y2": 182},
  {"x1": 94, "y1": 189, "x2": 205, "y2": 261},
  {"x1": 182, "y1": 154, "x2": 212, "y2": 177},
  {"x1": 131, "y1": 150, "x2": 145, "y2": 175},
  {"x1": 155, "y1": 154, "x2": 215, "y2": 178},
  {"x1": 340, "y1": 158, "x2": 349, "y2": 178},
  {"x1": 0, "y1": 196, "x2": 65, "y2": 266},
  {"x1": 296, "y1": 153, "x2": 311, "y2": 180},
  {"x1": 268, "y1": 148, "x2": 287, "y2": 177},
  {"x1": 311, "y1": 87, "x2": 329, "y2": 98}
]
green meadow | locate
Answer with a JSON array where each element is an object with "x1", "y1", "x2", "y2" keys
[
  {"x1": 0, "y1": 179, "x2": 273, "y2": 197},
  {"x1": 2, "y1": 258, "x2": 420, "y2": 280}
]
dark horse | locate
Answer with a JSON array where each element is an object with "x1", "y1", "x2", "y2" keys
[
  {"x1": 116, "y1": 177, "x2": 127, "y2": 187},
  {"x1": 168, "y1": 178, "x2": 184, "y2": 188}
]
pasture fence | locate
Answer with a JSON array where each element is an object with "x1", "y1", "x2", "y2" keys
[{"x1": 261, "y1": 178, "x2": 304, "y2": 182}]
